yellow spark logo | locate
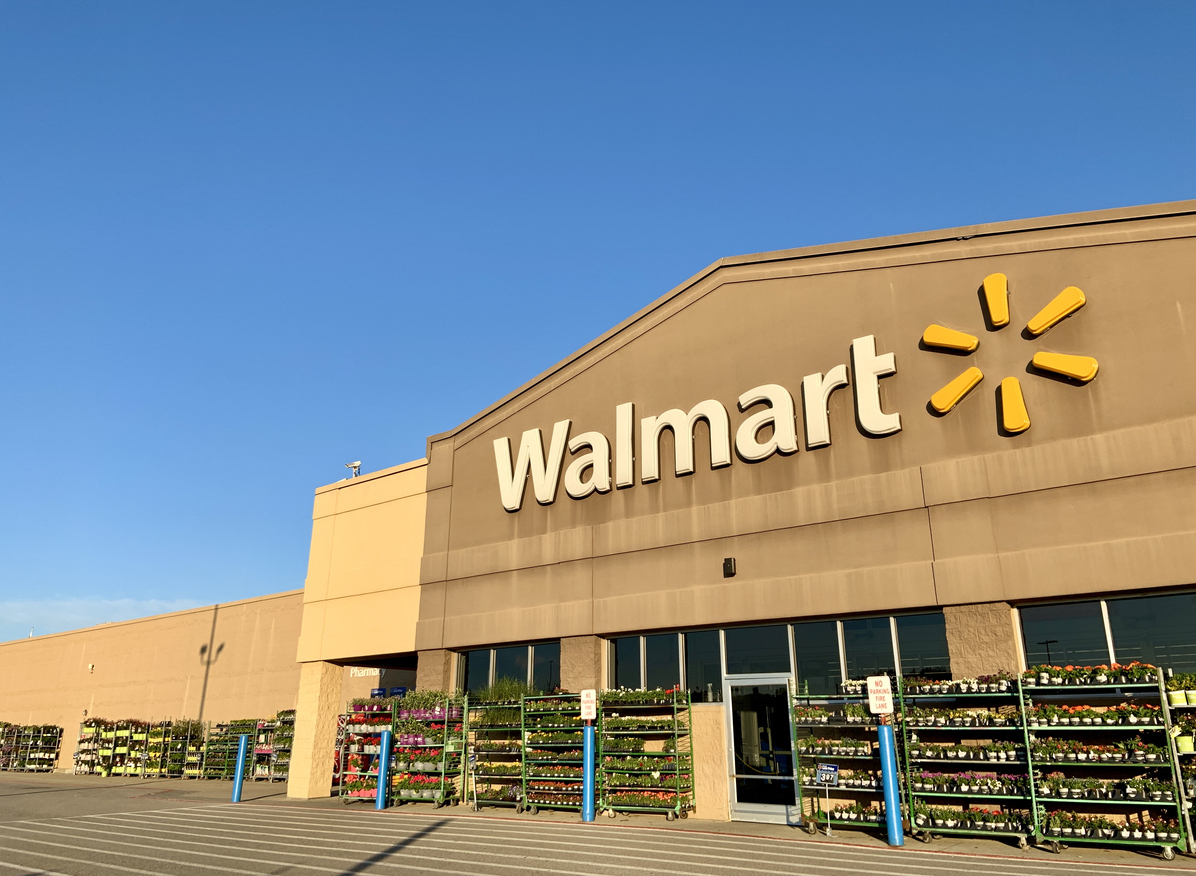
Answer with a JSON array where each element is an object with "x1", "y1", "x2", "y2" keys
[{"x1": 922, "y1": 273, "x2": 1099, "y2": 434}]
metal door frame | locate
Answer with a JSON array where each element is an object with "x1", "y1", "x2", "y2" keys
[{"x1": 722, "y1": 673, "x2": 800, "y2": 825}]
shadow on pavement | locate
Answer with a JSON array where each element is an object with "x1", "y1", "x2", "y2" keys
[
  {"x1": 337, "y1": 819, "x2": 447, "y2": 875},
  {"x1": 0, "y1": 779, "x2": 164, "y2": 798}
]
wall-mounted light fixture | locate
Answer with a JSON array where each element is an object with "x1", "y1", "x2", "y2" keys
[{"x1": 723, "y1": 557, "x2": 736, "y2": 578}]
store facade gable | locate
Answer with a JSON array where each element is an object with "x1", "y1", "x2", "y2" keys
[{"x1": 414, "y1": 200, "x2": 1196, "y2": 689}]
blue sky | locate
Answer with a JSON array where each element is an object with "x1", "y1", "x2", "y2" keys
[{"x1": 1, "y1": 3, "x2": 1193, "y2": 641}]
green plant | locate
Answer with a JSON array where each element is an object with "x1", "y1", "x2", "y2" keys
[
  {"x1": 472, "y1": 677, "x2": 535, "y2": 703},
  {"x1": 600, "y1": 688, "x2": 676, "y2": 705}
]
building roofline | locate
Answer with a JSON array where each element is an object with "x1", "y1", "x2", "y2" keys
[
  {"x1": 0, "y1": 589, "x2": 305, "y2": 648},
  {"x1": 314, "y1": 457, "x2": 428, "y2": 495},
  {"x1": 426, "y1": 198, "x2": 1196, "y2": 451}
]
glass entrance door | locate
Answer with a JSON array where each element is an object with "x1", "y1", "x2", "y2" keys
[{"x1": 723, "y1": 675, "x2": 799, "y2": 824}]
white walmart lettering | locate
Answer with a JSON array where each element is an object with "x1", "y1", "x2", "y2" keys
[{"x1": 492, "y1": 335, "x2": 900, "y2": 512}]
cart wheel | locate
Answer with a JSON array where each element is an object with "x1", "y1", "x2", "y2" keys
[
  {"x1": 1163, "y1": 846, "x2": 1176, "y2": 861},
  {"x1": 665, "y1": 811, "x2": 676, "y2": 822},
  {"x1": 607, "y1": 808, "x2": 617, "y2": 819},
  {"x1": 1017, "y1": 837, "x2": 1028, "y2": 851},
  {"x1": 472, "y1": 802, "x2": 480, "y2": 812},
  {"x1": 917, "y1": 831, "x2": 932, "y2": 844},
  {"x1": 529, "y1": 805, "x2": 538, "y2": 816},
  {"x1": 680, "y1": 810, "x2": 687, "y2": 819},
  {"x1": 1049, "y1": 841, "x2": 1062, "y2": 854},
  {"x1": 515, "y1": 803, "x2": 523, "y2": 814},
  {"x1": 804, "y1": 820, "x2": 818, "y2": 836}
]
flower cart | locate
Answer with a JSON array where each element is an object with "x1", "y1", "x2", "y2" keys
[
  {"x1": 522, "y1": 693, "x2": 585, "y2": 815},
  {"x1": 338, "y1": 701, "x2": 394, "y2": 802},
  {"x1": 203, "y1": 719, "x2": 256, "y2": 779},
  {"x1": 386, "y1": 690, "x2": 466, "y2": 808},
  {"x1": 898, "y1": 672, "x2": 1033, "y2": 849},
  {"x1": 1022, "y1": 662, "x2": 1187, "y2": 859},
  {"x1": 794, "y1": 682, "x2": 892, "y2": 836},
  {"x1": 466, "y1": 682, "x2": 527, "y2": 812},
  {"x1": 597, "y1": 688, "x2": 693, "y2": 821}
]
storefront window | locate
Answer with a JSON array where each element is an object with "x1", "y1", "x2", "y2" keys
[
  {"x1": 724, "y1": 625, "x2": 790, "y2": 675},
  {"x1": 532, "y1": 641, "x2": 561, "y2": 691},
  {"x1": 895, "y1": 613, "x2": 951, "y2": 680},
  {"x1": 493, "y1": 646, "x2": 528, "y2": 685},
  {"x1": 644, "y1": 634, "x2": 680, "y2": 690},
  {"x1": 1108, "y1": 593, "x2": 1196, "y2": 672},
  {"x1": 792, "y1": 621, "x2": 841, "y2": 696},
  {"x1": 842, "y1": 617, "x2": 895, "y2": 680},
  {"x1": 685, "y1": 630, "x2": 723, "y2": 702},
  {"x1": 1020, "y1": 601, "x2": 1109, "y2": 667},
  {"x1": 463, "y1": 649, "x2": 491, "y2": 693},
  {"x1": 611, "y1": 636, "x2": 641, "y2": 689}
]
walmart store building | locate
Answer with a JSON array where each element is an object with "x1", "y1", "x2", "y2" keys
[{"x1": 6, "y1": 201, "x2": 1196, "y2": 824}]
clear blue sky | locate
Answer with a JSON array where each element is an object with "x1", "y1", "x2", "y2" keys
[{"x1": 1, "y1": 3, "x2": 1192, "y2": 641}]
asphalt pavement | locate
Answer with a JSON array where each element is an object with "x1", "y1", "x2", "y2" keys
[{"x1": 0, "y1": 773, "x2": 1193, "y2": 876}]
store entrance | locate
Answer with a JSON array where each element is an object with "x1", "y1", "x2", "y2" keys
[{"x1": 723, "y1": 675, "x2": 799, "y2": 824}]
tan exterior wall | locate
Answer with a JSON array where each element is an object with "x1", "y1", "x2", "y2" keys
[
  {"x1": 415, "y1": 201, "x2": 1196, "y2": 651},
  {"x1": 690, "y1": 703, "x2": 729, "y2": 820},
  {"x1": 298, "y1": 459, "x2": 428, "y2": 665},
  {"x1": 943, "y1": 602, "x2": 1021, "y2": 679},
  {"x1": 0, "y1": 591, "x2": 305, "y2": 769}
]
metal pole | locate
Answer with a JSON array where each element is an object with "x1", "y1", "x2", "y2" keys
[
  {"x1": 231, "y1": 734, "x2": 248, "y2": 803},
  {"x1": 582, "y1": 720, "x2": 595, "y2": 822},
  {"x1": 376, "y1": 729, "x2": 392, "y2": 811},
  {"x1": 877, "y1": 719, "x2": 904, "y2": 847}
]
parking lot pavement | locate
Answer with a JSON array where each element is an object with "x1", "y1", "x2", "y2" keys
[{"x1": 1, "y1": 774, "x2": 1194, "y2": 876}]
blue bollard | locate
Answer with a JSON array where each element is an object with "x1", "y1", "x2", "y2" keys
[
  {"x1": 877, "y1": 722, "x2": 904, "y2": 846},
  {"x1": 376, "y1": 730, "x2": 392, "y2": 811},
  {"x1": 582, "y1": 722, "x2": 595, "y2": 822},
  {"x1": 231, "y1": 734, "x2": 249, "y2": 803}
]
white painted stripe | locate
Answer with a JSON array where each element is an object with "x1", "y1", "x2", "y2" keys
[
  {"x1": 0, "y1": 818, "x2": 590, "y2": 876},
  {"x1": 6, "y1": 800, "x2": 1187, "y2": 876},
  {"x1": 153, "y1": 807, "x2": 1108, "y2": 876},
  {"x1": 58, "y1": 809, "x2": 1068, "y2": 876},
  {"x1": 0, "y1": 843, "x2": 166, "y2": 876},
  {"x1": 108, "y1": 808, "x2": 906, "y2": 874},
  {"x1": 235, "y1": 806, "x2": 1196, "y2": 875},
  {"x1": 70, "y1": 813, "x2": 780, "y2": 876},
  {"x1": 0, "y1": 861, "x2": 71, "y2": 876}
]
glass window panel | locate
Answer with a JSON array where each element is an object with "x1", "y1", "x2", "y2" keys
[
  {"x1": 685, "y1": 630, "x2": 723, "y2": 702},
  {"x1": 532, "y1": 641, "x2": 561, "y2": 692},
  {"x1": 895, "y1": 613, "x2": 952, "y2": 680},
  {"x1": 493, "y1": 646, "x2": 528, "y2": 685},
  {"x1": 724, "y1": 625, "x2": 790, "y2": 675},
  {"x1": 644, "y1": 634, "x2": 680, "y2": 690},
  {"x1": 792, "y1": 621, "x2": 841, "y2": 696},
  {"x1": 611, "y1": 637, "x2": 641, "y2": 689},
  {"x1": 1108, "y1": 593, "x2": 1196, "y2": 673},
  {"x1": 1020, "y1": 601, "x2": 1109, "y2": 668},
  {"x1": 463, "y1": 649, "x2": 491, "y2": 693},
  {"x1": 842, "y1": 617, "x2": 895, "y2": 680}
]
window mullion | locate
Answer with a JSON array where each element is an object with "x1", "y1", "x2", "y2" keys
[{"x1": 1100, "y1": 600, "x2": 1117, "y2": 665}]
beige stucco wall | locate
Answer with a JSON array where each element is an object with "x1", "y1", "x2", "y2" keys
[
  {"x1": 298, "y1": 459, "x2": 428, "y2": 664},
  {"x1": 415, "y1": 201, "x2": 1196, "y2": 651},
  {"x1": 691, "y1": 703, "x2": 729, "y2": 820},
  {"x1": 0, "y1": 591, "x2": 305, "y2": 769}
]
